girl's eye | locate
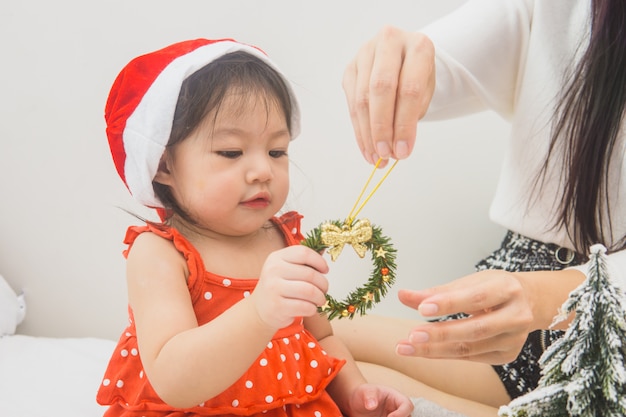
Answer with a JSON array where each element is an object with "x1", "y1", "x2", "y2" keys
[
  {"x1": 269, "y1": 150, "x2": 288, "y2": 158},
  {"x1": 217, "y1": 150, "x2": 242, "y2": 159}
]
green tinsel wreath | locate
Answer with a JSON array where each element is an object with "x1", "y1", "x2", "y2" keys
[{"x1": 301, "y1": 218, "x2": 397, "y2": 320}]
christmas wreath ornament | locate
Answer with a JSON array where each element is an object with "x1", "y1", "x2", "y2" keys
[{"x1": 301, "y1": 159, "x2": 398, "y2": 320}]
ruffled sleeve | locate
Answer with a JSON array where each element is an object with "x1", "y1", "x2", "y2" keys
[{"x1": 122, "y1": 223, "x2": 208, "y2": 300}]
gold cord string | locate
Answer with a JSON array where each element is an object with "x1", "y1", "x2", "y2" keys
[{"x1": 346, "y1": 158, "x2": 399, "y2": 224}]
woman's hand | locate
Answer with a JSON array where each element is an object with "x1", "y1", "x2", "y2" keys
[
  {"x1": 342, "y1": 25, "x2": 436, "y2": 166},
  {"x1": 251, "y1": 245, "x2": 329, "y2": 330},
  {"x1": 395, "y1": 270, "x2": 537, "y2": 364}
]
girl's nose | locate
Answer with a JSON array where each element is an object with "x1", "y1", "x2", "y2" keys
[{"x1": 246, "y1": 154, "x2": 274, "y2": 183}]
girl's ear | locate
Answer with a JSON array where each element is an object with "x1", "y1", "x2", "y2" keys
[{"x1": 153, "y1": 151, "x2": 173, "y2": 186}]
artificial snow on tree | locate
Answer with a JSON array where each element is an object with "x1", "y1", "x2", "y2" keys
[{"x1": 499, "y1": 244, "x2": 626, "y2": 417}]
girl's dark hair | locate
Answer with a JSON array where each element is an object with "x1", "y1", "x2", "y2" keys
[
  {"x1": 153, "y1": 51, "x2": 295, "y2": 222},
  {"x1": 540, "y1": 0, "x2": 626, "y2": 254}
]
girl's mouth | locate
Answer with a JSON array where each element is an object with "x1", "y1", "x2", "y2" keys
[{"x1": 241, "y1": 193, "x2": 271, "y2": 208}]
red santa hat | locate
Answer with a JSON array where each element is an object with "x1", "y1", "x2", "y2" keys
[{"x1": 105, "y1": 38, "x2": 301, "y2": 209}]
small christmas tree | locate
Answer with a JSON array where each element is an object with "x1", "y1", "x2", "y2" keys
[{"x1": 499, "y1": 244, "x2": 626, "y2": 417}]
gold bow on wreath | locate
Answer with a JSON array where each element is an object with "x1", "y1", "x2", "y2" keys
[{"x1": 321, "y1": 219, "x2": 373, "y2": 261}]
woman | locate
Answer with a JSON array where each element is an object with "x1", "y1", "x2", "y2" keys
[{"x1": 335, "y1": 0, "x2": 626, "y2": 415}]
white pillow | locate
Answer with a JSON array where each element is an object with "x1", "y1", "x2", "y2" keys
[{"x1": 0, "y1": 274, "x2": 26, "y2": 335}]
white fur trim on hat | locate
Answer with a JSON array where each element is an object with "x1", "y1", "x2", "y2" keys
[{"x1": 106, "y1": 39, "x2": 301, "y2": 209}]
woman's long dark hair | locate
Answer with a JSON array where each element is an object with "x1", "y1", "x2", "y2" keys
[{"x1": 541, "y1": 0, "x2": 626, "y2": 254}]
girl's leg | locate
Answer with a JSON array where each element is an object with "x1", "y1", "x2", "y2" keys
[
  {"x1": 358, "y1": 361, "x2": 499, "y2": 417},
  {"x1": 332, "y1": 314, "x2": 510, "y2": 408}
]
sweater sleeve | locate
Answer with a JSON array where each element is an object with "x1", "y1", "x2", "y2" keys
[
  {"x1": 420, "y1": 0, "x2": 534, "y2": 120},
  {"x1": 609, "y1": 250, "x2": 626, "y2": 290}
]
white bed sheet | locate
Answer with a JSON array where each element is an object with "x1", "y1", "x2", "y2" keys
[
  {"x1": 0, "y1": 334, "x2": 115, "y2": 417},
  {"x1": 0, "y1": 335, "x2": 474, "y2": 417}
]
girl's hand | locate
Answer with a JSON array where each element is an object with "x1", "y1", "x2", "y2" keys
[
  {"x1": 251, "y1": 245, "x2": 329, "y2": 330},
  {"x1": 395, "y1": 270, "x2": 536, "y2": 364},
  {"x1": 342, "y1": 26, "x2": 435, "y2": 166},
  {"x1": 346, "y1": 383, "x2": 414, "y2": 417}
]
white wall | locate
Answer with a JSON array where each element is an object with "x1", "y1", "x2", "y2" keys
[{"x1": 0, "y1": 0, "x2": 509, "y2": 340}]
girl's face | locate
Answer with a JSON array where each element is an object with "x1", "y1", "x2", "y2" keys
[{"x1": 155, "y1": 93, "x2": 291, "y2": 237}]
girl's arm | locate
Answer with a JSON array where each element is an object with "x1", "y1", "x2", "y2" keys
[
  {"x1": 126, "y1": 232, "x2": 277, "y2": 407},
  {"x1": 127, "y1": 236, "x2": 329, "y2": 408},
  {"x1": 305, "y1": 314, "x2": 414, "y2": 417},
  {"x1": 305, "y1": 314, "x2": 365, "y2": 411}
]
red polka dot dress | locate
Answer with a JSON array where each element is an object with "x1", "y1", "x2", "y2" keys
[{"x1": 97, "y1": 211, "x2": 346, "y2": 417}]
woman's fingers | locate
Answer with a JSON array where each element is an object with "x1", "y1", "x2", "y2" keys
[
  {"x1": 387, "y1": 30, "x2": 435, "y2": 160},
  {"x1": 400, "y1": 311, "x2": 529, "y2": 359},
  {"x1": 343, "y1": 26, "x2": 436, "y2": 165},
  {"x1": 400, "y1": 270, "x2": 527, "y2": 318},
  {"x1": 396, "y1": 270, "x2": 534, "y2": 364},
  {"x1": 367, "y1": 26, "x2": 406, "y2": 161}
]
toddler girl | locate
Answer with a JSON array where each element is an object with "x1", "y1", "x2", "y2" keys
[{"x1": 96, "y1": 38, "x2": 413, "y2": 417}]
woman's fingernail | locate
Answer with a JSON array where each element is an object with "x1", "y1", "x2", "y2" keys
[
  {"x1": 376, "y1": 142, "x2": 391, "y2": 159},
  {"x1": 395, "y1": 141, "x2": 409, "y2": 159},
  {"x1": 396, "y1": 344, "x2": 416, "y2": 356},
  {"x1": 419, "y1": 303, "x2": 439, "y2": 316},
  {"x1": 409, "y1": 331, "x2": 429, "y2": 343}
]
